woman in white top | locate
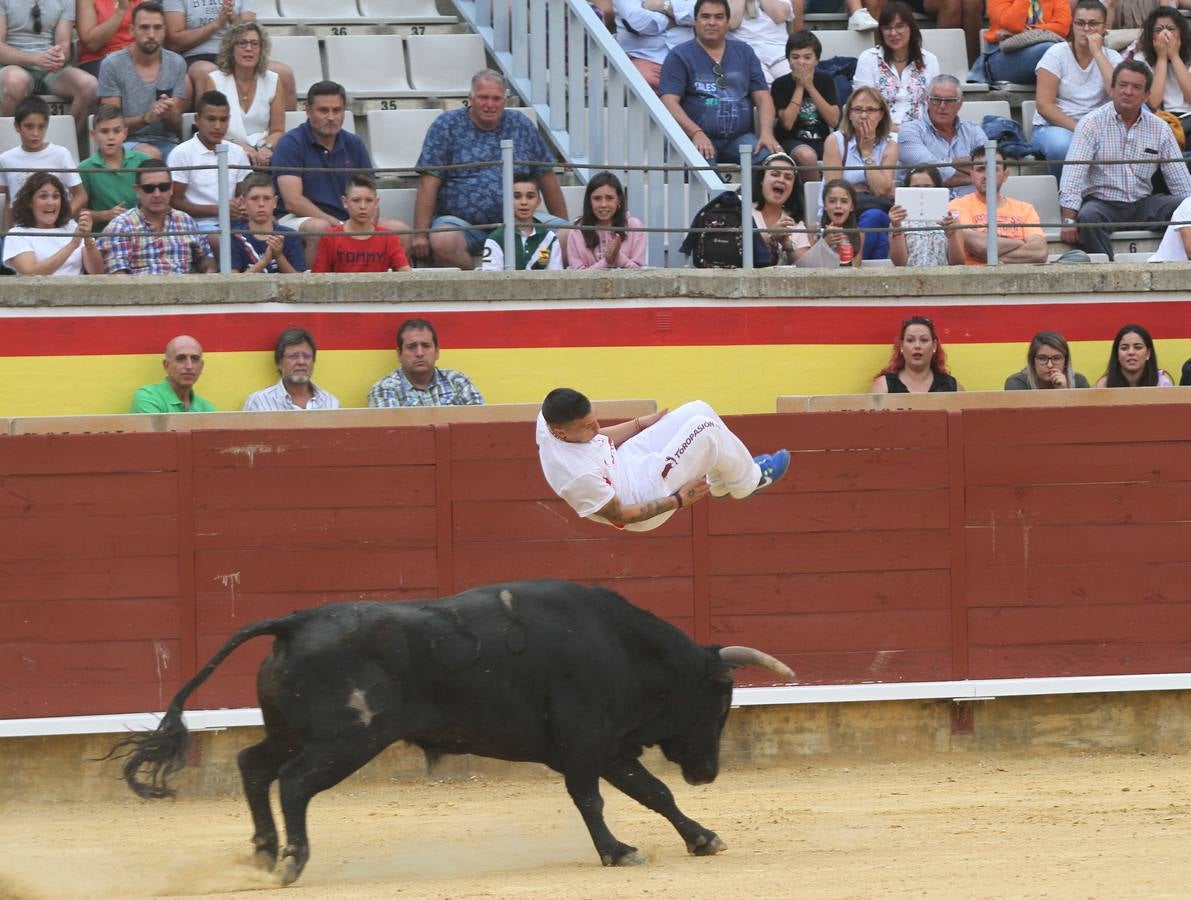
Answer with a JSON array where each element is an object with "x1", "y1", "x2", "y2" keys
[
  {"x1": 852, "y1": 1, "x2": 940, "y2": 130},
  {"x1": 203, "y1": 22, "x2": 285, "y2": 166},
  {"x1": 2, "y1": 173, "x2": 104, "y2": 276},
  {"x1": 1135, "y1": 7, "x2": 1191, "y2": 130},
  {"x1": 1033, "y1": 0, "x2": 1121, "y2": 178}
]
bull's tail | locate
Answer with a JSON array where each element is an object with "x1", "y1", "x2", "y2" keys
[{"x1": 101, "y1": 614, "x2": 299, "y2": 800}]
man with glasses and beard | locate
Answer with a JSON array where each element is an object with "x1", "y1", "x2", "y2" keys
[
  {"x1": 99, "y1": 157, "x2": 214, "y2": 274},
  {"x1": 242, "y1": 327, "x2": 340, "y2": 411},
  {"x1": 0, "y1": 0, "x2": 98, "y2": 148},
  {"x1": 658, "y1": 0, "x2": 780, "y2": 165},
  {"x1": 896, "y1": 75, "x2": 986, "y2": 198}
]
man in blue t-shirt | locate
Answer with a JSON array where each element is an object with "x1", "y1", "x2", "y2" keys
[
  {"x1": 272, "y1": 80, "x2": 408, "y2": 260},
  {"x1": 659, "y1": 0, "x2": 780, "y2": 166},
  {"x1": 411, "y1": 69, "x2": 569, "y2": 269}
]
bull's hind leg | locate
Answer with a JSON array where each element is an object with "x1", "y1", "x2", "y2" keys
[
  {"x1": 274, "y1": 738, "x2": 387, "y2": 885},
  {"x1": 602, "y1": 758, "x2": 725, "y2": 857},
  {"x1": 237, "y1": 734, "x2": 297, "y2": 870}
]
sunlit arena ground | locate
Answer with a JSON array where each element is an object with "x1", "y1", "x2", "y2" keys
[{"x1": 2, "y1": 750, "x2": 1188, "y2": 899}]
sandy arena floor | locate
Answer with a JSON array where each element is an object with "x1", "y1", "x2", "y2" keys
[{"x1": 1, "y1": 750, "x2": 1188, "y2": 899}]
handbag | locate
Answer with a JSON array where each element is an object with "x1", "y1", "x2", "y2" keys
[
  {"x1": 998, "y1": 28, "x2": 1063, "y2": 53},
  {"x1": 855, "y1": 191, "x2": 894, "y2": 213}
]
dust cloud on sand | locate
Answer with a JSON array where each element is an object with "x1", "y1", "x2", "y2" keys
[{"x1": 1, "y1": 751, "x2": 1189, "y2": 899}]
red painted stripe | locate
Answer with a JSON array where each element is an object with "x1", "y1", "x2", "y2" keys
[{"x1": 2, "y1": 302, "x2": 1191, "y2": 357}]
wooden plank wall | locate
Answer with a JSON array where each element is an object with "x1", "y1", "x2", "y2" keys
[{"x1": 3, "y1": 404, "x2": 1191, "y2": 719}]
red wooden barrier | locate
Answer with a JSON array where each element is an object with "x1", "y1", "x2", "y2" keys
[{"x1": 3, "y1": 406, "x2": 1191, "y2": 719}]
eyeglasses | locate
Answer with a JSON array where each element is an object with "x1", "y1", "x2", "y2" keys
[
  {"x1": 283, "y1": 351, "x2": 314, "y2": 361},
  {"x1": 1035, "y1": 354, "x2": 1066, "y2": 366},
  {"x1": 881, "y1": 22, "x2": 909, "y2": 32},
  {"x1": 235, "y1": 39, "x2": 261, "y2": 49},
  {"x1": 1153, "y1": 23, "x2": 1180, "y2": 32},
  {"x1": 712, "y1": 62, "x2": 726, "y2": 89},
  {"x1": 31, "y1": 2, "x2": 41, "y2": 33},
  {"x1": 850, "y1": 106, "x2": 882, "y2": 116},
  {"x1": 1072, "y1": 18, "x2": 1104, "y2": 28},
  {"x1": 138, "y1": 182, "x2": 172, "y2": 193},
  {"x1": 928, "y1": 96, "x2": 961, "y2": 106}
]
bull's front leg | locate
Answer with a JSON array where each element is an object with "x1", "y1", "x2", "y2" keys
[
  {"x1": 563, "y1": 771, "x2": 645, "y2": 866},
  {"x1": 602, "y1": 758, "x2": 725, "y2": 857}
]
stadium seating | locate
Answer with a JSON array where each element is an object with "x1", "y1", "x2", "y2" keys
[
  {"x1": 269, "y1": 35, "x2": 326, "y2": 97},
  {"x1": 405, "y1": 34, "x2": 487, "y2": 95},
  {"x1": 324, "y1": 34, "x2": 415, "y2": 98},
  {"x1": 1001, "y1": 174, "x2": 1060, "y2": 239},
  {"x1": 357, "y1": 0, "x2": 458, "y2": 24},
  {"x1": 1020, "y1": 100, "x2": 1037, "y2": 140},
  {"x1": 0, "y1": 114, "x2": 79, "y2": 161},
  {"x1": 958, "y1": 100, "x2": 1011, "y2": 124},
  {"x1": 367, "y1": 106, "x2": 536, "y2": 173},
  {"x1": 921, "y1": 29, "x2": 988, "y2": 93},
  {"x1": 277, "y1": 0, "x2": 361, "y2": 19},
  {"x1": 812, "y1": 29, "x2": 875, "y2": 61}
]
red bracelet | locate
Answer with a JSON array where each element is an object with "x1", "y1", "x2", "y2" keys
[{"x1": 671, "y1": 490, "x2": 683, "y2": 508}]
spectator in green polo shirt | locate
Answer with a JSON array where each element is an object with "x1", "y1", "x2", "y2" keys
[
  {"x1": 130, "y1": 334, "x2": 217, "y2": 413},
  {"x1": 79, "y1": 105, "x2": 150, "y2": 229}
]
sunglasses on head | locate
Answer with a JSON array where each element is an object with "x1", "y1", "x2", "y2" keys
[{"x1": 138, "y1": 182, "x2": 172, "y2": 193}]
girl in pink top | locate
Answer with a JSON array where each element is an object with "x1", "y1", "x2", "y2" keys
[{"x1": 565, "y1": 172, "x2": 647, "y2": 269}]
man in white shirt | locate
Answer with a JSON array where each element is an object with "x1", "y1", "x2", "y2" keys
[
  {"x1": 537, "y1": 387, "x2": 790, "y2": 532},
  {"x1": 242, "y1": 327, "x2": 340, "y2": 411},
  {"x1": 167, "y1": 89, "x2": 249, "y2": 231}
]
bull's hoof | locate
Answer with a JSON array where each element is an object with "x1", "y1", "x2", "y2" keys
[
  {"x1": 276, "y1": 853, "x2": 306, "y2": 886},
  {"x1": 601, "y1": 845, "x2": 645, "y2": 866},
  {"x1": 252, "y1": 848, "x2": 277, "y2": 871},
  {"x1": 686, "y1": 833, "x2": 727, "y2": 856}
]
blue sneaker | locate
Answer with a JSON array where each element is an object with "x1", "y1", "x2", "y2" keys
[{"x1": 753, "y1": 449, "x2": 790, "y2": 491}]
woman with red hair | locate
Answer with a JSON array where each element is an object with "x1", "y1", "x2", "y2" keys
[{"x1": 869, "y1": 316, "x2": 964, "y2": 393}]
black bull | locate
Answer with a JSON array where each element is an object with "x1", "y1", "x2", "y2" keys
[{"x1": 107, "y1": 580, "x2": 795, "y2": 885}]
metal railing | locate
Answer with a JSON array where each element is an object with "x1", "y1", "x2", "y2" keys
[{"x1": 454, "y1": 0, "x2": 731, "y2": 266}]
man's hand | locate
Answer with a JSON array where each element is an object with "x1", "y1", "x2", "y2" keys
[
  {"x1": 1061, "y1": 223, "x2": 1079, "y2": 245},
  {"x1": 758, "y1": 133, "x2": 783, "y2": 155},
  {"x1": 409, "y1": 233, "x2": 431, "y2": 259},
  {"x1": 39, "y1": 46, "x2": 66, "y2": 72},
  {"x1": 672, "y1": 476, "x2": 711, "y2": 508},
  {"x1": 693, "y1": 131, "x2": 715, "y2": 160}
]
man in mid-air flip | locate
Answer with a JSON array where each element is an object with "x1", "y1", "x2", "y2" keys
[{"x1": 537, "y1": 388, "x2": 790, "y2": 531}]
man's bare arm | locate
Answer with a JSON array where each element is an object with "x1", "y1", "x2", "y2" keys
[{"x1": 595, "y1": 476, "x2": 711, "y2": 525}]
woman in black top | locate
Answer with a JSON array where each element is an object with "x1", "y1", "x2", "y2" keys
[{"x1": 869, "y1": 315, "x2": 962, "y2": 393}]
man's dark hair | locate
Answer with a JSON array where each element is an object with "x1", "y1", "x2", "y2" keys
[
  {"x1": 512, "y1": 170, "x2": 540, "y2": 188},
  {"x1": 195, "y1": 90, "x2": 230, "y2": 117},
  {"x1": 397, "y1": 318, "x2": 438, "y2": 351},
  {"x1": 135, "y1": 157, "x2": 170, "y2": 184},
  {"x1": 345, "y1": 172, "x2": 377, "y2": 193},
  {"x1": 14, "y1": 95, "x2": 49, "y2": 125},
  {"x1": 274, "y1": 327, "x2": 317, "y2": 364},
  {"x1": 1112, "y1": 58, "x2": 1153, "y2": 92},
  {"x1": 694, "y1": 0, "x2": 730, "y2": 16},
  {"x1": 93, "y1": 103, "x2": 125, "y2": 126},
  {"x1": 541, "y1": 388, "x2": 591, "y2": 426},
  {"x1": 785, "y1": 30, "x2": 822, "y2": 60},
  {"x1": 132, "y1": 1, "x2": 165, "y2": 23},
  {"x1": 306, "y1": 80, "x2": 347, "y2": 107}
]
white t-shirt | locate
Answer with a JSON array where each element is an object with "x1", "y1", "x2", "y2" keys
[
  {"x1": 732, "y1": 0, "x2": 792, "y2": 47},
  {"x1": 166, "y1": 135, "x2": 251, "y2": 226},
  {"x1": 1150, "y1": 195, "x2": 1191, "y2": 261},
  {"x1": 1140, "y1": 53, "x2": 1191, "y2": 116},
  {"x1": 1034, "y1": 43, "x2": 1123, "y2": 125},
  {"x1": 535, "y1": 412, "x2": 667, "y2": 532},
  {"x1": 0, "y1": 143, "x2": 83, "y2": 201},
  {"x1": 2, "y1": 221, "x2": 84, "y2": 274}
]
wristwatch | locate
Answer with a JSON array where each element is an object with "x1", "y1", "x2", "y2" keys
[
  {"x1": 662, "y1": 0, "x2": 673, "y2": 14},
  {"x1": 1062, "y1": 217, "x2": 1076, "y2": 225}
]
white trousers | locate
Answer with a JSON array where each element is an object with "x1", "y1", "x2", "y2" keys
[{"x1": 620, "y1": 401, "x2": 761, "y2": 502}]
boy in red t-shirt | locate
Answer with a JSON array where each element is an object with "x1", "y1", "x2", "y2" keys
[{"x1": 312, "y1": 174, "x2": 412, "y2": 273}]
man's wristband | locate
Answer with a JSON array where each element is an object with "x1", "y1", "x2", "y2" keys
[
  {"x1": 1062, "y1": 217, "x2": 1077, "y2": 225},
  {"x1": 671, "y1": 490, "x2": 683, "y2": 509}
]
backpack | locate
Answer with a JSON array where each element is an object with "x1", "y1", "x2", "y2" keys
[{"x1": 680, "y1": 191, "x2": 771, "y2": 269}]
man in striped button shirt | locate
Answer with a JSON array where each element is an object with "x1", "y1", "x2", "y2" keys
[
  {"x1": 242, "y1": 328, "x2": 340, "y2": 411},
  {"x1": 1059, "y1": 59, "x2": 1191, "y2": 260}
]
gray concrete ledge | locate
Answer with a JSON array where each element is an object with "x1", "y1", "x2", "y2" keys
[{"x1": 0, "y1": 263, "x2": 1183, "y2": 308}]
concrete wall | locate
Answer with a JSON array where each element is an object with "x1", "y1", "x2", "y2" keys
[{"x1": 9, "y1": 690, "x2": 1190, "y2": 802}]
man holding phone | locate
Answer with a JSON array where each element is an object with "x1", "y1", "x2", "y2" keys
[{"x1": 98, "y1": 1, "x2": 188, "y2": 159}]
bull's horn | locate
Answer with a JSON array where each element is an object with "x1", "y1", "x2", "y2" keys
[{"x1": 719, "y1": 646, "x2": 796, "y2": 681}]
